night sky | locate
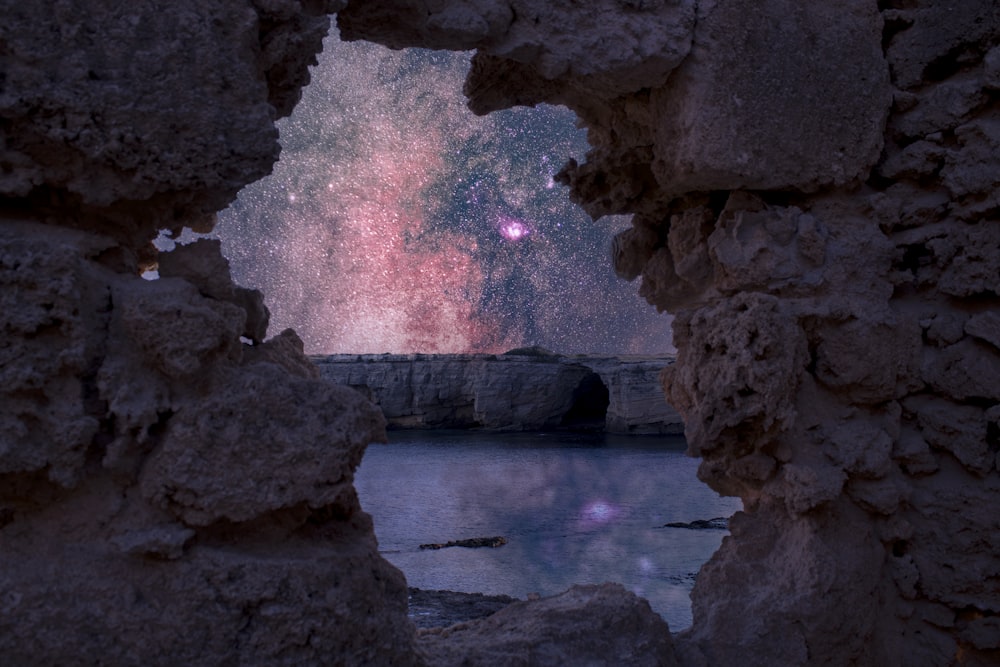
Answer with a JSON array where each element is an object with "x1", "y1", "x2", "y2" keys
[{"x1": 214, "y1": 35, "x2": 674, "y2": 355}]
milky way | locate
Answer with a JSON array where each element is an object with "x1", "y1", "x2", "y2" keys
[{"x1": 214, "y1": 35, "x2": 674, "y2": 355}]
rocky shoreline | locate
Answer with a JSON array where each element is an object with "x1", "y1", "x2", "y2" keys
[
  {"x1": 408, "y1": 588, "x2": 520, "y2": 629},
  {"x1": 662, "y1": 518, "x2": 730, "y2": 530},
  {"x1": 408, "y1": 518, "x2": 732, "y2": 628}
]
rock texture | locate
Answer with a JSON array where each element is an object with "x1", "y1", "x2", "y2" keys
[
  {"x1": 416, "y1": 584, "x2": 679, "y2": 667},
  {"x1": 408, "y1": 588, "x2": 520, "y2": 630},
  {"x1": 5, "y1": 0, "x2": 1000, "y2": 666},
  {"x1": 0, "y1": 2, "x2": 421, "y2": 665},
  {"x1": 0, "y1": 0, "x2": 341, "y2": 252},
  {"x1": 340, "y1": 1, "x2": 1000, "y2": 665},
  {"x1": 312, "y1": 352, "x2": 684, "y2": 434},
  {"x1": 0, "y1": 226, "x2": 421, "y2": 665}
]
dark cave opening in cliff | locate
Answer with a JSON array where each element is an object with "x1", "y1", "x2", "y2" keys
[{"x1": 559, "y1": 373, "x2": 610, "y2": 431}]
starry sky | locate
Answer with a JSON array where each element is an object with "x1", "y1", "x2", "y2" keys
[{"x1": 214, "y1": 34, "x2": 674, "y2": 355}]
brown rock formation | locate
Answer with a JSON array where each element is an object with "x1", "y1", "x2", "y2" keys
[
  {"x1": 1, "y1": 2, "x2": 420, "y2": 664},
  {"x1": 0, "y1": 226, "x2": 421, "y2": 664},
  {"x1": 340, "y1": 0, "x2": 1000, "y2": 664},
  {"x1": 3, "y1": 0, "x2": 999, "y2": 665}
]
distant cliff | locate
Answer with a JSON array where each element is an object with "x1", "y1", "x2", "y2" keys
[{"x1": 311, "y1": 350, "x2": 683, "y2": 435}]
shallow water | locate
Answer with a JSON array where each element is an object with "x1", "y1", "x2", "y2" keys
[{"x1": 355, "y1": 430, "x2": 741, "y2": 631}]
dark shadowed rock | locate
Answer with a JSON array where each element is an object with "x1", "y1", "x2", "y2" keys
[
  {"x1": 663, "y1": 517, "x2": 730, "y2": 530},
  {"x1": 4, "y1": 0, "x2": 1000, "y2": 664},
  {"x1": 420, "y1": 536, "x2": 508, "y2": 550},
  {"x1": 408, "y1": 588, "x2": 520, "y2": 629},
  {"x1": 416, "y1": 584, "x2": 679, "y2": 667}
]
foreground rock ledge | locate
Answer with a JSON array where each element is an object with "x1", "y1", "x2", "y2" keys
[{"x1": 416, "y1": 584, "x2": 679, "y2": 667}]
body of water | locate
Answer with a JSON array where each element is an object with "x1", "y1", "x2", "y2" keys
[{"x1": 355, "y1": 430, "x2": 741, "y2": 631}]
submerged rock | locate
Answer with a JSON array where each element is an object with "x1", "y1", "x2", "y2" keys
[
  {"x1": 420, "y1": 536, "x2": 508, "y2": 550},
  {"x1": 663, "y1": 518, "x2": 730, "y2": 531}
]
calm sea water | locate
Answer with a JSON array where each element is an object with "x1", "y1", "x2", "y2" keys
[{"x1": 355, "y1": 430, "x2": 742, "y2": 631}]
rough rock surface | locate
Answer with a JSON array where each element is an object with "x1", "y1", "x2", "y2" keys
[
  {"x1": 416, "y1": 584, "x2": 679, "y2": 667},
  {"x1": 312, "y1": 353, "x2": 684, "y2": 434},
  {"x1": 341, "y1": 1, "x2": 1000, "y2": 665},
  {"x1": 0, "y1": 224, "x2": 420, "y2": 665},
  {"x1": 0, "y1": 0, "x2": 346, "y2": 253},
  {"x1": 5, "y1": 0, "x2": 1000, "y2": 665},
  {"x1": 408, "y1": 588, "x2": 520, "y2": 630},
  {"x1": 0, "y1": 2, "x2": 421, "y2": 664}
]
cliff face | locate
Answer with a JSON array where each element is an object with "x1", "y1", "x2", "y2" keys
[
  {"x1": 2, "y1": 0, "x2": 999, "y2": 665},
  {"x1": 312, "y1": 353, "x2": 684, "y2": 434},
  {"x1": 342, "y1": 1, "x2": 1000, "y2": 665}
]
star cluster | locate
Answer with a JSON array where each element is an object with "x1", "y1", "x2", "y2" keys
[{"x1": 214, "y1": 34, "x2": 674, "y2": 355}]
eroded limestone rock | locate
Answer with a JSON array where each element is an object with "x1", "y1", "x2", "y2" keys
[
  {"x1": 339, "y1": 0, "x2": 696, "y2": 101},
  {"x1": 336, "y1": 0, "x2": 1000, "y2": 664},
  {"x1": 0, "y1": 220, "x2": 419, "y2": 665},
  {"x1": 5, "y1": 0, "x2": 1000, "y2": 664},
  {"x1": 312, "y1": 353, "x2": 684, "y2": 434},
  {"x1": 0, "y1": 0, "x2": 341, "y2": 247},
  {"x1": 0, "y1": 2, "x2": 421, "y2": 662}
]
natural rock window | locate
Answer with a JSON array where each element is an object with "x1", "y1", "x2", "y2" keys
[
  {"x1": 560, "y1": 372, "x2": 611, "y2": 431},
  {"x1": 4, "y1": 1, "x2": 999, "y2": 665}
]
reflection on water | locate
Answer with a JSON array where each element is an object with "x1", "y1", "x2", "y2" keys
[{"x1": 355, "y1": 430, "x2": 742, "y2": 631}]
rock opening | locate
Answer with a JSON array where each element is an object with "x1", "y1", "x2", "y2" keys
[
  {"x1": 5, "y1": 1, "x2": 999, "y2": 664},
  {"x1": 560, "y1": 372, "x2": 610, "y2": 431}
]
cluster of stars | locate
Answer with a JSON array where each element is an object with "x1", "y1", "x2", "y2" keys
[
  {"x1": 497, "y1": 216, "x2": 531, "y2": 242},
  {"x1": 214, "y1": 34, "x2": 674, "y2": 355}
]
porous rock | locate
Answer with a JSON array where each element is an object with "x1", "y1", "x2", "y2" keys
[
  {"x1": 0, "y1": 0, "x2": 340, "y2": 247},
  {"x1": 0, "y1": 1, "x2": 421, "y2": 662},
  {"x1": 341, "y1": 0, "x2": 1000, "y2": 664},
  {"x1": 139, "y1": 364, "x2": 384, "y2": 526},
  {"x1": 647, "y1": 0, "x2": 890, "y2": 196},
  {"x1": 339, "y1": 0, "x2": 696, "y2": 101},
  {"x1": 0, "y1": 217, "x2": 419, "y2": 665},
  {"x1": 6, "y1": 0, "x2": 1000, "y2": 665}
]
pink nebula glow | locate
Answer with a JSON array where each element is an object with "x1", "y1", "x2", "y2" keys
[
  {"x1": 227, "y1": 42, "x2": 521, "y2": 354},
  {"x1": 274, "y1": 125, "x2": 517, "y2": 353},
  {"x1": 498, "y1": 216, "x2": 531, "y2": 242},
  {"x1": 215, "y1": 37, "x2": 677, "y2": 356}
]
